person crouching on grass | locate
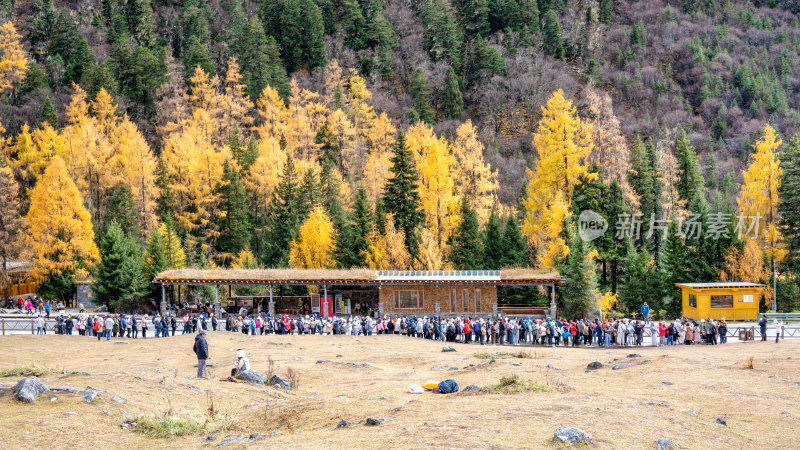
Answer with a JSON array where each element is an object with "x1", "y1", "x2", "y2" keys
[{"x1": 231, "y1": 350, "x2": 250, "y2": 377}]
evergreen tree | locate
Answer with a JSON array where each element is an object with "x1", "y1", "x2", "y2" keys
[
  {"x1": 184, "y1": 36, "x2": 214, "y2": 77},
  {"x1": 93, "y1": 222, "x2": 146, "y2": 310},
  {"x1": 261, "y1": 0, "x2": 327, "y2": 72},
  {"x1": 675, "y1": 129, "x2": 704, "y2": 207},
  {"x1": 599, "y1": 0, "x2": 614, "y2": 23},
  {"x1": 448, "y1": 199, "x2": 484, "y2": 269},
  {"x1": 335, "y1": 186, "x2": 372, "y2": 267},
  {"x1": 460, "y1": 0, "x2": 490, "y2": 38},
  {"x1": 483, "y1": 210, "x2": 502, "y2": 269},
  {"x1": 234, "y1": 17, "x2": 290, "y2": 100},
  {"x1": 383, "y1": 130, "x2": 423, "y2": 259},
  {"x1": 40, "y1": 94, "x2": 59, "y2": 129},
  {"x1": 560, "y1": 228, "x2": 599, "y2": 319},
  {"x1": 778, "y1": 135, "x2": 800, "y2": 305},
  {"x1": 501, "y1": 215, "x2": 527, "y2": 267},
  {"x1": 443, "y1": 66, "x2": 464, "y2": 119},
  {"x1": 630, "y1": 20, "x2": 646, "y2": 46},
  {"x1": 297, "y1": 167, "x2": 320, "y2": 221},
  {"x1": 466, "y1": 36, "x2": 506, "y2": 85},
  {"x1": 143, "y1": 226, "x2": 167, "y2": 297},
  {"x1": 265, "y1": 156, "x2": 301, "y2": 266},
  {"x1": 420, "y1": 0, "x2": 464, "y2": 69},
  {"x1": 518, "y1": 0, "x2": 539, "y2": 32},
  {"x1": 409, "y1": 67, "x2": 434, "y2": 125},
  {"x1": 215, "y1": 161, "x2": 252, "y2": 263},
  {"x1": 340, "y1": 0, "x2": 367, "y2": 50},
  {"x1": 659, "y1": 217, "x2": 686, "y2": 318},
  {"x1": 154, "y1": 158, "x2": 174, "y2": 222},
  {"x1": 542, "y1": 10, "x2": 564, "y2": 60},
  {"x1": 618, "y1": 240, "x2": 659, "y2": 316}
]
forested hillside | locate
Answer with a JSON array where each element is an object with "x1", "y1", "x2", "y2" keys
[{"x1": 1, "y1": 0, "x2": 800, "y2": 316}]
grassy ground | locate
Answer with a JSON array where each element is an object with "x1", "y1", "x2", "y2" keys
[{"x1": 0, "y1": 333, "x2": 797, "y2": 448}]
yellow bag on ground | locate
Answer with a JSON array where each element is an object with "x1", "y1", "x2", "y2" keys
[{"x1": 422, "y1": 380, "x2": 439, "y2": 390}]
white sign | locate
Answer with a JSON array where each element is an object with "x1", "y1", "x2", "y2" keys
[{"x1": 742, "y1": 295, "x2": 754, "y2": 303}]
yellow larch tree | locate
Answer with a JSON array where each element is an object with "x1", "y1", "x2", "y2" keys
[
  {"x1": 219, "y1": 58, "x2": 254, "y2": 142},
  {"x1": 0, "y1": 22, "x2": 27, "y2": 97},
  {"x1": 416, "y1": 228, "x2": 450, "y2": 270},
  {"x1": 523, "y1": 89, "x2": 594, "y2": 269},
  {"x1": 656, "y1": 129, "x2": 681, "y2": 216},
  {"x1": 323, "y1": 59, "x2": 344, "y2": 107},
  {"x1": 254, "y1": 85, "x2": 288, "y2": 142},
  {"x1": 26, "y1": 155, "x2": 99, "y2": 282},
  {"x1": 362, "y1": 112, "x2": 396, "y2": 204},
  {"x1": 186, "y1": 66, "x2": 224, "y2": 145},
  {"x1": 157, "y1": 222, "x2": 187, "y2": 268},
  {"x1": 362, "y1": 215, "x2": 412, "y2": 269},
  {"x1": 737, "y1": 124, "x2": 785, "y2": 287},
  {"x1": 452, "y1": 120, "x2": 499, "y2": 226},
  {"x1": 347, "y1": 69, "x2": 376, "y2": 141},
  {"x1": 289, "y1": 206, "x2": 336, "y2": 269},
  {"x1": 326, "y1": 108, "x2": 357, "y2": 174},
  {"x1": 89, "y1": 88, "x2": 118, "y2": 135},
  {"x1": 109, "y1": 116, "x2": 157, "y2": 230},
  {"x1": 719, "y1": 239, "x2": 773, "y2": 306},
  {"x1": 284, "y1": 79, "x2": 326, "y2": 161},
  {"x1": 407, "y1": 122, "x2": 459, "y2": 251},
  {"x1": 245, "y1": 136, "x2": 286, "y2": 212}
]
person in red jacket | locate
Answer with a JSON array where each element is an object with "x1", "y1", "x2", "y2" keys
[{"x1": 464, "y1": 319, "x2": 471, "y2": 344}]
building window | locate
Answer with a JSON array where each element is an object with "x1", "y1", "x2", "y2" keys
[
  {"x1": 394, "y1": 291, "x2": 399, "y2": 309},
  {"x1": 463, "y1": 290, "x2": 468, "y2": 312},
  {"x1": 398, "y1": 290, "x2": 419, "y2": 309},
  {"x1": 710, "y1": 295, "x2": 733, "y2": 308},
  {"x1": 475, "y1": 289, "x2": 481, "y2": 312},
  {"x1": 689, "y1": 294, "x2": 697, "y2": 308},
  {"x1": 450, "y1": 289, "x2": 456, "y2": 312}
]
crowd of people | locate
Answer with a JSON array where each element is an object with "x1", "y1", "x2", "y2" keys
[{"x1": 25, "y1": 307, "x2": 787, "y2": 346}]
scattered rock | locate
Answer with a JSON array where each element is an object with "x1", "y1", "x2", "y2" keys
[
  {"x1": 120, "y1": 420, "x2": 135, "y2": 429},
  {"x1": 511, "y1": 362, "x2": 521, "y2": 366},
  {"x1": 59, "y1": 371, "x2": 90, "y2": 379},
  {"x1": 627, "y1": 353, "x2": 642, "y2": 358},
  {"x1": 661, "y1": 381, "x2": 673, "y2": 385},
  {"x1": 245, "y1": 403, "x2": 258, "y2": 408},
  {"x1": 679, "y1": 409, "x2": 697, "y2": 417},
  {"x1": 217, "y1": 437, "x2": 251, "y2": 446},
  {"x1": 612, "y1": 363, "x2": 632, "y2": 370},
  {"x1": 587, "y1": 361, "x2": 603, "y2": 370},
  {"x1": 315, "y1": 360, "x2": 371, "y2": 369},
  {"x1": 366, "y1": 396, "x2": 391, "y2": 400},
  {"x1": 237, "y1": 370, "x2": 267, "y2": 385},
  {"x1": 335, "y1": 420, "x2": 353, "y2": 429},
  {"x1": 249, "y1": 433, "x2": 266, "y2": 439},
  {"x1": 84, "y1": 390, "x2": 97, "y2": 403},
  {"x1": 714, "y1": 417, "x2": 727, "y2": 426},
  {"x1": 111, "y1": 395, "x2": 126, "y2": 404},
  {"x1": 293, "y1": 357, "x2": 301, "y2": 361},
  {"x1": 545, "y1": 364, "x2": 554, "y2": 369},
  {"x1": 648, "y1": 402, "x2": 670, "y2": 408},
  {"x1": 366, "y1": 417, "x2": 385, "y2": 426},
  {"x1": 553, "y1": 427, "x2": 593, "y2": 445},
  {"x1": 13, "y1": 377, "x2": 49, "y2": 403},
  {"x1": 461, "y1": 384, "x2": 484, "y2": 393},
  {"x1": 64, "y1": 412, "x2": 78, "y2": 416},
  {"x1": 122, "y1": 411, "x2": 132, "y2": 418},
  {"x1": 269, "y1": 375, "x2": 291, "y2": 390},
  {"x1": 442, "y1": 346, "x2": 457, "y2": 352},
  {"x1": 115, "y1": 341, "x2": 130, "y2": 344},
  {"x1": 207, "y1": 435, "x2": 217, "y2": 441},
  {"x1": 656, "y1": 438, "x2": 679, "y2": 449},
  {"x1": 270, "y1": 430, "x2": 281, "y2": 436}
]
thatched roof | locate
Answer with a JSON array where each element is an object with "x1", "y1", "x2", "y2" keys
[
  {"x1": 154, "y1": 268, "x2": 377, "y2": 285},
  {"x1": 154, "y1": 268, "x2": 562, "y2": 286}
]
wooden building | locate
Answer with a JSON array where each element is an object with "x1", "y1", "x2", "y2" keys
[
  {"x1": 154, "y1": 268, "x2": 562, "y2": 317},
  {"x1": 676, "y1": 282, "x2": 765, "y2": 321}
]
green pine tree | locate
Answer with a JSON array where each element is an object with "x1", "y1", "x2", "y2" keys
[
  {"x1": 215, "y1": 161, "x2": 252, "y2": 263},
  {"x1": 461, "y1": 0, "x2": 490, "y2": 37},
  {"x1": 448, "y1": 199, "x2": 484, "y2": 269},
  {"x1": 184, "y1": 36, "x2": 214, "y2": 77},
  {"x1": 154, "y1": 158, "x2": 174, "y2": 223},
  {"x1": 675, "y1": 129, "x2": 704, "y2": 207},
  {"x1": 234, "y1": 17, "x2": 290, "y2": 100},
  {"x1": 261, "y1": 0, "x2": 327, "y2": 72},
  {"x1": 618, "y1": 240, "x2": 659, "y2": 316},
  {"x1": 542, "y1": 9, "x2": 564, "y2": 60},
  {"x1": 383, "y1": 130, "x2": 423, "y2": 259},
  {"x1": 659, "y1": 217, "x2": 686, "y2": 318},
  {"x1": 443, "y1": 66, "x2": 464, "y2": 119},
  {"x1": 409, "y1": 67, "x2": 434, "y2": 124},
  {"x1": 93, "y1": 222, "x2": 137, "y2": 309},
  {"x1": 40, "y1": 95, "x2": 59, "y2": 129},
  {"x1": 297, "y1": 167, "x2": 320, "y2": 221},
  {"x1": 265, "y1": 156, "x2": 301, "y2": 266},
  {"x1": 778, "y1": 135, "x2": 800, "y2": 309},
  {"x1": 483, "y1": 210, "x2": 503, "y2": 270},
  {"x1": 501, "y1": 215, "x2": 527, "y2": 267},
  {"x1": 560, "y1": 228, "x2": 600, "y2": 319}
]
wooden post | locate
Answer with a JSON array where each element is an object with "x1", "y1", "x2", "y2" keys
[
  {"x1": 215, "y1": 285, "x2": 221, "y2": 319},
  {"x1": 31, "y1": 317, "x2": 34, "y2": 335},
  {"x1": 160, "y1": 284, "x2": 166, "y2": 315},
  {"x1": 323, "y1": 284, "x2": 328, "y2": 318},
  {"x1": 2, "y1": 319, "x2": 4, "y2": 336},
  {"x1": 269, "y1": 285, "x2": 274, "y2": 316}
]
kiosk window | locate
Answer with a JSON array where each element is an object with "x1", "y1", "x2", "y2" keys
[
  {"x1": 398, "y1": 290, "x2": 418, "y2": 308},
  {"x1": 689, "y1": 294, "x2": 697, "y2": 308},
  {"x1": 710, "y1": 295, "x2": 733, "y2": 308}
]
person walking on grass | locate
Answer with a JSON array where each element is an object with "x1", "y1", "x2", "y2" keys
[
  {"x1": 35, "y1": 315, "x2": 45, "y2": 335},
  {"x1": 194, "y1": 330, "x2": 209, "y2": 378}
]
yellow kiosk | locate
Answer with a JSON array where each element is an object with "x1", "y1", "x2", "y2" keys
[{"x1": 676, "y1": 282, "x2": 764, "y2": 321}]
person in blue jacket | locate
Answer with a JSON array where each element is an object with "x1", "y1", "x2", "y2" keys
[{"x1": 641, "y1": 302, "x2": 650, "y2": 324}]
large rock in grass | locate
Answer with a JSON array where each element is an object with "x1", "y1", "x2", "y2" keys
[
  {"x1": 442, "y1": 346, "x2": 457, "y2": 352},
  {"x1": 270, "y1": 374, "x2": 291, "y2": 390},
  {"x1": 14, "y1": 377, "x2": 49, "y2": 403},
  {"x1": 586, "y1": 361, "x2": 603, "y2": 370},
  {"x1": 554, "y1": 427, "x2": 592, "y2": 445},
  {"x1": 237, "y1": 370, "x2": 267, "y2": 385}
]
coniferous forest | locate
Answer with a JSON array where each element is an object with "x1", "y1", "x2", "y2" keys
[{"x1": 1, "y1": 0, "x2": 800, "y2": 317}]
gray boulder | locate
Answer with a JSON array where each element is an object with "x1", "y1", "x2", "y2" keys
[
  {"x1": 627, "y1": 353, "x2": 642, "y2": 358},
  {"x1": 249, "y1": 433, "x2": 267, "y2": 439},
  {"x1": 714, "y1": 417, "x2": 727, "y2": 426},
  {"x1": 111, "y1": 395, "x2": 126, "y2": 404},
  {"x1": 14, "y1": 377, "x2": 49, "y2": 403},
  {"x1": 587, "y1": 361, "x2": 603, "y2": 370},
  {"x1": 678, "y1": 409, "x2": 697, "y2": 417},
  {"x1": 462, "y1": 384, "x2": 484, "y2": 393},
  {"x1": 365, "y1": 417, "x2": 385, "y2": 426},
  {"x1": 442, "y1": 346, "x2": 457, "y2": 352},
  {"x1": 270, "y1": 374, "x2": 291, "y2": 390},
  {"x1": 656, "y1": 438, "x2": 679, "y2": 449},
  {"x1": 554, "y1": 427, "x2": 592, "y2": 445},
  {"x1": 335, "y1": 420, "x2": 354, "y2": 429},
  {"x1": 237, "y1": 370, "x2": 267, "y2": 385},
  {"x1": 612, "y1": 363, "x2": 632, "y2": 370}
]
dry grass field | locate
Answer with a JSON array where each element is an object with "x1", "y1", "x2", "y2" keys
[{"x1": 0, "y1": 333, "x2": 798, "y2": 449}]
